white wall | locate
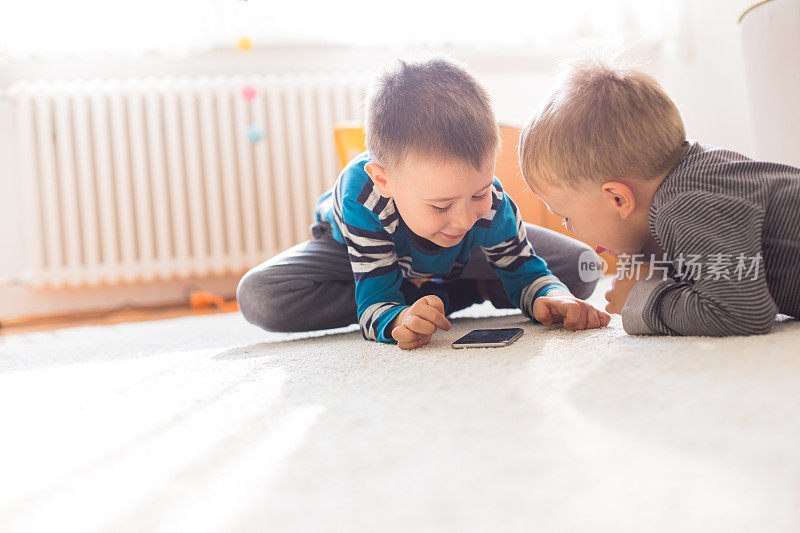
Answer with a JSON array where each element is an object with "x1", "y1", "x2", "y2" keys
[
  {"x1": 655, "y1": 0, "x2": 754, "y2": 155},
  {"x1": 480, "y1": 1, "x2": 755, "y2": 154},
  {"x1": 0, "y1": 0, "x2": 763, "y2": 319}
]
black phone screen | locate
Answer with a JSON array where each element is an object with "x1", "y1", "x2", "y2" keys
[{"x1": 455, "y1": 328, "x2": 523, "y2": 344}]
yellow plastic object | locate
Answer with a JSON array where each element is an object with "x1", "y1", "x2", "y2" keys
[
  {"x1": 236, "y1": 37, "x2": 253, "y2": 51},
  {"x1": 333, "y1": 125, "x2": 366, "y2": 169}
]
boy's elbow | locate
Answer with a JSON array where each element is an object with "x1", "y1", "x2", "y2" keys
[
  {"x1": 658, "y1": 298, "x2": 777, "y2": 337},
  {"x1": 703, "y1": 305, "x2": 777, "y2": 337},
  {"x1": 738, "y1": 311, "x2": 776, "y2": 336}
]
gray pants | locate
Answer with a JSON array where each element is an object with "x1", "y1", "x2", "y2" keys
[{"x1": 237, "y1": 222, "x2": 600, "y2": 332}]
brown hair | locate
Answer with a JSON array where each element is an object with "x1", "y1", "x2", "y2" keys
[
  {"x1": 519, "y1": 56, "x2": 686, "y2": 191},
  {"x1": 364, "y1": 56, "x2": 500, "y2": 171}
]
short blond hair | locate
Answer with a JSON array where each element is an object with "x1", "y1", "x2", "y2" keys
[
  {"x1": 519, "y1": 57, "x2": 686, "y2": 190},
  {"x1": 364, "y1": 56, "x2": 500, "y2": 171}
]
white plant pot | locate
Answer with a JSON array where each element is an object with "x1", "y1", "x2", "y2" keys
[{"x1": 740, "y1": 0, "x2": 800, "y2": 167}]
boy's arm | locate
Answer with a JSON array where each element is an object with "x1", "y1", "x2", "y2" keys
[
  {"x1": 480, "y1": 187, "x2": 570, "y2": 319},
  {"x1": 621, "y1": 191, "x2": 777, "y2": 336},
  {"x1": 336, "y1": 197, "x2": 409, "y2": 343}
]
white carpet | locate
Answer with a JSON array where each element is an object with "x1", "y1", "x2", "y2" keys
[{"x1": 1, "y1": 277, "x2": 799, "y2": 533}]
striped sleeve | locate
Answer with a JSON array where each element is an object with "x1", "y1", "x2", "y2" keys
[
  {"x1": 333, "y1": 179, "x2": 407, "y2": 343},
  {"x1": 480, "y1": 184, "x2": 569, "y2": 321},
  {"x1": 621, "y1": 191, "x2": 778, "y2": 336}
]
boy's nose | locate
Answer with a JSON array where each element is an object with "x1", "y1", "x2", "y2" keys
[{"x1": 451, "y1": 206, "x2": 476, "y2": 231}]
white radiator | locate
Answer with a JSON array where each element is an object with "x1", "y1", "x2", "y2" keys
[{"x1": 8, "y1": 73, "x2": 367, "y2": 289}]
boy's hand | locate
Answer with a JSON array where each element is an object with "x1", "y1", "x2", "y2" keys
[
  {"x1": 532, "y1": 291, "x2": 611, "y2": 330},
  {"x1": 605, "y1": 262, "x2": 651, "y2": 314},
  {"x1": 391, "y1": 295, "x2": 452, "y2": 350}
]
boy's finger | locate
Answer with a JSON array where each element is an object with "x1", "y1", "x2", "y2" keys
[
  {"x1": 403, "y1": 314, "x2": 438, "y2": 335},
  {"x1": 397, "y1": 332, "x2": 432, "y2": 350},
  {"x1": 562, "y1": 301, "x2": 585, "y2": 330},
  {"x1": 397, "y1": 341, "x2": 422, "y2": 350},
  {"x1": 533, "y1": 299, "x2": 554, "y2": 326},
  {"x1": 599, "y1": 310, "x2": 612, "y2": 326},
  {"x1": 398, "y1": 340, "x2": 423, "y2": 350},
  {"x1": 414, "y1": 301, "x2": 451, "y2": 331},
  {"x1": 587, "y1": 308, "x2": 601, "y2": 329},
  {"x1": 392, "y1": 325, "x2": 420, "y2": 344},
  {"x1": 578, "y1": 305, "x2": 589, "y2": 329},
  {"x1": 572, "y1": 304, "x2": 587, "y2": 330},
  {"x1": 420, "y1": 295, "x2": 445, "y2": 315}
]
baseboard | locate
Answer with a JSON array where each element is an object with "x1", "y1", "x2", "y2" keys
[{"x1": 0, "y1": 273, "x2": 244, "y2": 321}]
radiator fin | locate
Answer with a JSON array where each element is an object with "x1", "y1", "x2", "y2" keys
[{"x1": 9, "y1": 74, "x2": 367, "y2": 288}]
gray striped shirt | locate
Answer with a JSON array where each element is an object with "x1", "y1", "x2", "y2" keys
[{"x1": 622, "y1": 140, "x2": 800, "y2": 336}]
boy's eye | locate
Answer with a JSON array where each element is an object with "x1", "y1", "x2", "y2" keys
[
  {"x1": 432, "y1": 205, "x2": 451, "y2": 213},
  {"x1": 472, "y1": 191, "x2": 489, "y2": 200}
]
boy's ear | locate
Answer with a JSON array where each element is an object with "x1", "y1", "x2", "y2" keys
[
  {"x1": 364, "y1": 162, "x2": 392, "y2": 198},
  {"x1": 601, "y1": 181, "x2": 636, "y2": 220}
]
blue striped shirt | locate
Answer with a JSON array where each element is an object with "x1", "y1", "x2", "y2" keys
[
  {"x1": 622, "y1": 140, "x2": 800, "y2": 336},
  {"x1": 316, "y1": 152, "x2": 567, "y2": 343}
]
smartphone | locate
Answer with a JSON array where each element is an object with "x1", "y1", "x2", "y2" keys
[{"x1": 451, "y1": 328, "x2": 524, "y2": 349}]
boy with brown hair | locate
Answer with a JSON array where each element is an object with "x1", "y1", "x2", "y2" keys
[
  {"x1": 519, "y1": 57, "x2": 800, "y2": 336},
  {"x1": 238, "y1": 56, "x2": 609, "y2": 349}
]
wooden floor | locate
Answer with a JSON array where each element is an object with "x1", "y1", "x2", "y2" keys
[{"x1": 0, "y1": 305, "x2": 237, "y2": 336}]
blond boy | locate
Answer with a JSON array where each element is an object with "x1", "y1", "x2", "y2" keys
[
  {"x1": 238, "y1": 57, "x2": 610, "y2": 349},
  {"x1": 519, "y1": 57, "x2": 800, "y2": 336}
]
